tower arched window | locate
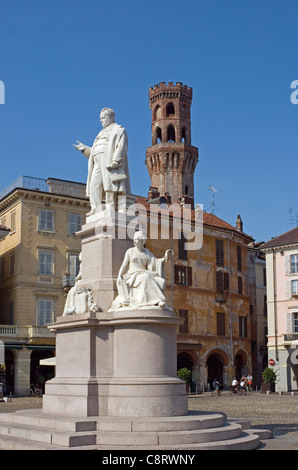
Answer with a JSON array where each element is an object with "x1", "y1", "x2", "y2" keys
[
  {"x1": 181, "y1": 127, "x2": 188, "y2": 143},
  {"x1": 167, "y1": 125, "x2": 176, "y2": 142},
  {"x1": 155, "y1": 127, "x2": 162, "y2": 144},
  {"x1": 153, "y1": 105, "x2": 162, "y2": 121},
  {"x1": 166, "y1": 103, "x2": 175, "y2": 116}
]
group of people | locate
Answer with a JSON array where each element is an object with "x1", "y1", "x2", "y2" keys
[{"x1": 231, "y1": 374, "x2": 253, "y2": 394}]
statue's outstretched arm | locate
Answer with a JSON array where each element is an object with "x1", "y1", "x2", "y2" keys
[{"x1": 73, "y1": 141, "x2": 92, "y2": 158}]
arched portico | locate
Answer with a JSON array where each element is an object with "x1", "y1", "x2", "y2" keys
[
  {"x1": 234, "y1": 350, "x2": 249, "y2": 380},
  {"x1": 177, "y1": 350, "x2": 200, "y2": 393},
  {"x1": 206, "y1": 349, "x2": 229, "y2": 389}
]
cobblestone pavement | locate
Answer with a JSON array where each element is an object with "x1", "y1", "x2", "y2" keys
[
  {"x1": 0, "y1": 393, "x2": 297, "y2": 450},
  {"x1": 188, "y1": 391, "x2": 298, "y2": 450},
  {"x1": 0, "y1": 396, "x2": 42, "y2": 414}
]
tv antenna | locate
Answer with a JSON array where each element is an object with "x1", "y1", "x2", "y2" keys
[
  {"x1": 208, "y1": 185, "x2": 217, "y2": 214},
  {"x1": 289, "y1": 208, "x2": 298, "y2": 228}
]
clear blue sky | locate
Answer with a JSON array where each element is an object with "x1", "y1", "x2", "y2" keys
[{"x1": 0, "y1": 0, "x2": 297, "y2": 243}]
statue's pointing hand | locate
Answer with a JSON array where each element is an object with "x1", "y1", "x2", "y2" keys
[{"x1": 73, "y1": 141, "x2": 86, "y2": 152}]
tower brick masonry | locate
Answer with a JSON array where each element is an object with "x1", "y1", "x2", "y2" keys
[{"x1": 146, "y1": 82, "x2": 199, "y2": 206}]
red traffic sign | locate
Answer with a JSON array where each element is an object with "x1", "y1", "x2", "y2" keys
[{"x1": 268, "y1": 359, "x2": 275, "y2": 366}]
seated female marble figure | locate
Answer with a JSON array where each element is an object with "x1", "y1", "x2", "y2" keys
[{"x1": 110, "y1": 231, "x2": 173, "y2": 310}]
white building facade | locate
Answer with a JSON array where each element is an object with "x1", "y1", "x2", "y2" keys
[{"x1": 261, "y1": 227, "x2": 298, "y2": 392}]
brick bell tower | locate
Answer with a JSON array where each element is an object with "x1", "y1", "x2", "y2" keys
[{"x1": 145, "y1": 82, "x2": 199, "y2": 206}]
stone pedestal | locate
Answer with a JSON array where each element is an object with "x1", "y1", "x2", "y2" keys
[
  {"x1": 43, "y1": 308, "x2": 187, "y2": 418},
  {"x1": 76, "y1": 211, "x2": 134, "y2": 313},
  {"x1": 43, "y1": 208, "x2": 187, "y2": 417}
]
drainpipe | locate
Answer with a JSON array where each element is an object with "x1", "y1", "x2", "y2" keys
[
  {"x1": 272, "y1": 249, "x2": 279, "y2": 362},
  {"x1": 170, "y1": 219, "x2": 174, "y2": 308},
  {"x1": 228, "y1": 237, "x2": 233, "y2": 375}
]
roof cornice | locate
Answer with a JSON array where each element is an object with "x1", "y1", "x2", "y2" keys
[{"x1": 0, "y1": 188, "x2": 89, "y2": 212}]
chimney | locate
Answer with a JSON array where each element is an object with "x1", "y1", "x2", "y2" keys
[
  {"x1": 148, "y1": 186, "x2": 160, "y2": 200},
  {"x1": 236, "y1": 214, "x2": 243, "y2": 232},
  {"x1": 179, "y1": 194, "x2": 194, "y2": 210}
]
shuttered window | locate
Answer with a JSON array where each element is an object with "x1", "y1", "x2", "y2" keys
[
  {"x1": 238, "y1": 276, "x2": 243, "y2": 294},
  {"x1": 292, "y1": 280, "x2": 298, "y2": 296},
  {"x1": 39, "y1": 210, "x2": 54, "y2": 232},
  {"x1": 69, "y1": 213, "x2": 83, "y2": 234},
  {"x1": 237, "y1": 246, "x2": 242, "y2": 272},
  {"x1": 39, "y1": 251, "x2": 54, "y2": 275},
  {"x1": 217, "y1": 312, "x2": 225, "y2": 336},
  {"x1": 10, "y1": 210, "x2": 16, "y2": 232},
  {"x1": 174, "y1": 266, "x2": 192, "y2": 286},
  {"x1": 216, "y1": 239, "x2": 224, "y2": 267},
  {"x1": 239, "y1": 316, "x2": 248, "y2": 337},
  {"x1": 38, "y1": 299, "x2": 54, "y2": 326},
  {"x1": 179, "y1": 309, "x2": 189, "y2": 334},
  {"x1": 291, "y1": 255, "x2": 298, "y2": 274},
  {"x1": 294, "y1": 313, "x2": 298, "y2": 333},
  {"x1": 216, "y1": 271, "x2": 229, "y2": 293},
  {"x1": 68, "y1": 253, "x2": 80, "y2": 276}
]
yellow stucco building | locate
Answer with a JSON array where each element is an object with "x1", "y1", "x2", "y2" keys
[
  {"x1": 0, "y1": 176, "x2": 89, "y2": 394},
  {"x1": 136, "y1": 197, "x2": 254, "y2": 391}
]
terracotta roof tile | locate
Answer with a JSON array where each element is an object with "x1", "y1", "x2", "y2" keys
[
  {"x1": 260, "y1": 226, "x2": 298, "y2": 249},
  {"x1": 135, "y1": 196, "x2": 252, "y2": 239}
]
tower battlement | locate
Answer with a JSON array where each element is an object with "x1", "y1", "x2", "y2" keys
[{"x1": 149, "y1": 82, "x2": 192, "y2": 104}]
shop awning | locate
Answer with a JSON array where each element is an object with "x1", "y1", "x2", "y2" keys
[{"x1": 39, "y1": 357, "x2": 56, "y2": 366}]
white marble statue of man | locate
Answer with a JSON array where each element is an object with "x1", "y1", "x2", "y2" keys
[{"x1": 74, "y1": 108, "x2": 130, "y2": 215}]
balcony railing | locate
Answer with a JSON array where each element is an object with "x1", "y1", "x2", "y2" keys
[
  {"x1": 0, "y1": 325, "x2": 55, "y2": 340},
  {"x1": 215, "y1": 290, "x2": 228, "y2": 304},
  {"x1": 62, "y1": 274, "x2": 76, "y2": 288},
  {"x1": 283, "y1": 333, "x2": 298, "y2": 343},
  {"x1": 0, "y1": 175, "x2": 49, "y2": 200}
]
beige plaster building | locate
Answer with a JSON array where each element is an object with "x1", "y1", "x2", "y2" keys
[{"x1": 0, "y1": 176, "x2": 89, "y2": 395}]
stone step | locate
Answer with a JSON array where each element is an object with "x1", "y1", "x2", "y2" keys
[
  {"x1": 0, "y1": 430, "x2": 260, "y2": 451},
  {"x1": 97, "y1": 411, "x2": 226, "y2": 432},
  {"x1": 0, "y1": 409, "x2": 269, "y2": 451},
  {"x1": 0, "y1": 434, "x2": 66, "y2": 451},
  {"x1": 247, "y1": 428, "x2": 273, "y2": 440},
  {"x1": 0, "y1": 419, "x2": 240, "y2": 448},
  {"x1": 0, "y1": 409, "x2": 225, "y2": 433},
  {"x1": 0, "y1": 421, "x2": 97, "y2": 447},
  {"x1": 158, "y1": 422, "x2": 241, "y2": 446},
  {"x1": 92, "y1": 431, "x2": 260, "y2": 451},
  {"x1": 0, "y1": 409, "x2": 97, "y2": 432},
  {"x1": 95, "y1": 422, "x2": 241, "y2": 447}
]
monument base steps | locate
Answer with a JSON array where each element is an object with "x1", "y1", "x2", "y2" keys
[{"x1": 0, "y1": 409, "x2": 271, "y2": 450}]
